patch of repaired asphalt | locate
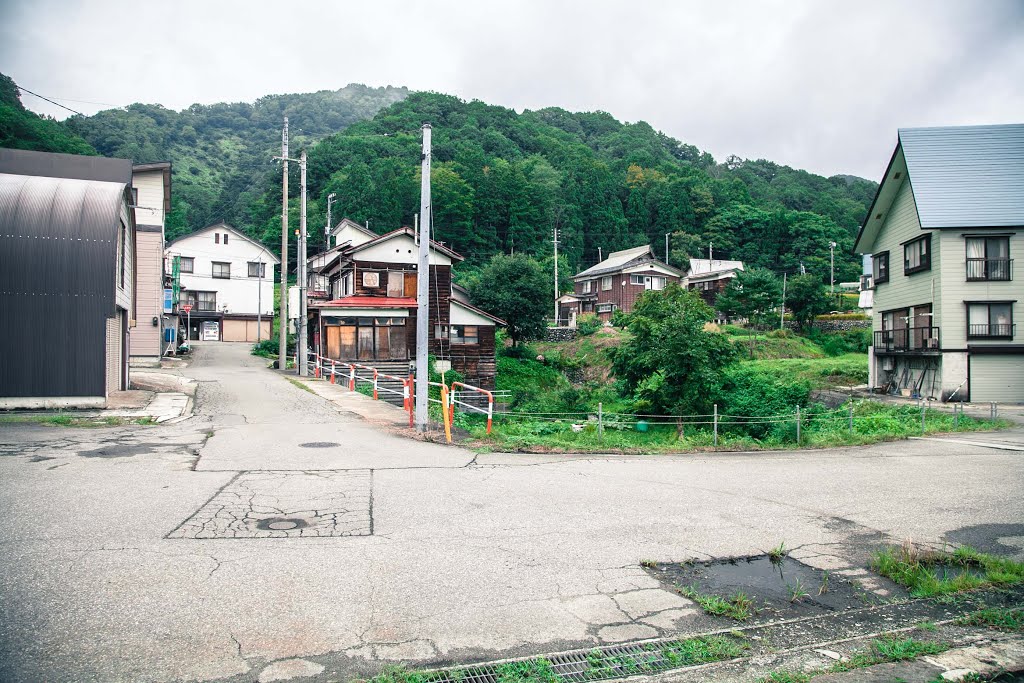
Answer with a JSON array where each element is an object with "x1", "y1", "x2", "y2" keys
[{"x1": 945, "y1": 523, "x2": 1024, "y2": 557}]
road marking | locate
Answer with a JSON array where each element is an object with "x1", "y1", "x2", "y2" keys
[{"x1": 909, "y1": 437, "x2": 1024, "y2": 452}]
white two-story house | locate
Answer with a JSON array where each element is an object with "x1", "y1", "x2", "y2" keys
[
  {"x1": 165, "y1": 222, "x2": 279, "y2": 342},
  {"x1": 855, "y1": 124, "x2": 1024, "y2": 403}
]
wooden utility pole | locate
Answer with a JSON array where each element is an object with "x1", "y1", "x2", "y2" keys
[{"x1": 415, "y1": 124, "x2": 432, "y2": 431}]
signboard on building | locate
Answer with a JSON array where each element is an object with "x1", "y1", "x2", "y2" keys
[
  {"x1": 163, "y1": 288, "x2": 174, "y2": 313},
  {"x1": 201, "y1": 321, "x2": 220, "y2": 341}
]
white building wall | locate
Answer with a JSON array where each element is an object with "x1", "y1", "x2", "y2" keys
[
  {"x1": 167, "y1": 227, "x2": 277, "y2": 316},
  {"x1": 132, "y1": 170, "x2": 165, "y2": 226}
]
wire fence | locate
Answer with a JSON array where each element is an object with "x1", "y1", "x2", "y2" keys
[{"x1": 305, "y1": 353, "x2": 1005, "y2": 445}]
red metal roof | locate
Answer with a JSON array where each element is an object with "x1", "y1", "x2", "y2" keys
[{"x1": 317, "y1": 296, "x2": 417, "y2": 308}]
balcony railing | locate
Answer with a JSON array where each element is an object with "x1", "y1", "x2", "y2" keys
[
  {"x1": 966, "y1": 258, "x2": 1012, "y2": 281},
  {"x1": 968, "y1": 323, "x2": 1015, "y2": 339},
  {"x1": 874, "y1": 327, "x2": 941, "y2": 353}
]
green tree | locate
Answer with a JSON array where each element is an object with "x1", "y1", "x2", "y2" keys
[
  {"x1": 786, "y1": 274, "x2": 830, "y2": 332},
  {"x1": 467, "y1": 254, "x2": 549, "y2": 346},
  {"x1": 608, "y1": 285, "x2": 737, "y2": 416},
  {"x1": 715, "y1": 268, "x2": 783, "y2": 329}
]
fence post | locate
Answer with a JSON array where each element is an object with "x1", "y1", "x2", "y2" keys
[
  {"x1": 330, "y1": 361, "x2": 336, "y2": 384},
  {"x1": 848, "y1": 400, "x2": 854, "y2": 434},
  {"x1": 373, "y1": 369, "x2": 378, "y2": 400},
  {"x1": 713, "y1": 404, "x2": 718, "y2": 447},
  {"x1": 349, "y1": 365, "x2": 355, "y2": 391},
  {"x1": 486, "y1": 393, "x2": 493, "y2": 435},
  {"x1": 795, "y1": 405, "x2": 801, "y2": 445},
  {"x1": 921, "y1": 404, "x2": 926, "y2": 434},
  {"x1": 598, "y1": 402, "x2": 604, "y2": 442}
]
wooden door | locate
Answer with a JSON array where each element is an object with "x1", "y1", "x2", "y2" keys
[
  {"x1": 326, "y1": 326, "x2": 342, "y2": 359},
  {"x1": 404, "y1": 272, "x2": 417, "y2": 297}
]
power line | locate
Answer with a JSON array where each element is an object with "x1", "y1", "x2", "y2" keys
[{"x1": 16, "y1": 87, "x2": 86, "y2": 116}]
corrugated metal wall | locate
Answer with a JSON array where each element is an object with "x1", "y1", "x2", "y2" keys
[{"x1": 0, "y1": 174, "x2": 122, "y2": 398}]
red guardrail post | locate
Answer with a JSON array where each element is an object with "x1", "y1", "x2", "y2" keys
[
  {"x1": 329, "y1": 360, "x2": 336, "y2": 384},
  {"x1": 373, "y1": 369, "x2": 379, "y2": 400},
  {"x1": 349, "y1": 364, "x2": 355, "y2": 391},
  {"x1": 408, "y1": 374, "x2": 414, "y2": 427}
]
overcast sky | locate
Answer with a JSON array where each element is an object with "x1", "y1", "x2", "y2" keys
[{"x1": 2, "y1": 0, "x2": 1022, "y2": 179}]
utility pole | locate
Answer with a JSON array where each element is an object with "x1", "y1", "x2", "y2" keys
[
  {"x1": 709, "y1": 241, "x2": 713, "y2": 263},
  {"x1": 257, "y1": 260, "x2": 262, "y2": 342},
  {"x1": 325, "y1": 192, "x2": 336, "y2": 243},
  {"x1": 665, "y1": 233, "x2": 670, "y2": 265},
  {"x1": 829, "y1": 241, "x2": 837, "y2": 297},
  {"x1": 415, "y1": 124, "x2": 432, "y2": 432},
  {"x1": 553, "y1": 225, "x2": 560, "y2": 323},
  {"x1": 598, "y1": 247, "x2": 602, "y2": 262},
  {"x1": 780, "y1": 271, "x2": 787, "y2": 330},
  {"x1": 278, "y1": 117, "x2": 289, "y2": 368},
  {"x1": 298, "y1": 149, "x2": 308, "y2": 376}
]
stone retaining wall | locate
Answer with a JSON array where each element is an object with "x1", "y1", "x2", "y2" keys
[{"x1": 544, "y1": 327, "x2": 578, "y2": 342}]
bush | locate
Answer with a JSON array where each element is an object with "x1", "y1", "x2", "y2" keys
[
  {"x1": 767, "y1": 329, "x2": 793, "y2": 339},
  {"x1": 720, "y1": 365, "x2": 812, "y2": 438},
  {"x1": 808, "y1": 328, "x2": 871, "y2": 356},
  {"x1": 576, "y1": 313, "x2": 601, "y2": 336},
  {"x1": 252, "y1": 337, "x2": 293, "y2": 357}
]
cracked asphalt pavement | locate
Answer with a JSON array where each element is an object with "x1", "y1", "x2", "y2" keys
[{"x1": 1, "y1": 343, "x2": 1022, "y2": 682}]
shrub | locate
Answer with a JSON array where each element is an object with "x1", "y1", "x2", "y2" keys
[
  {"x1": 720, "y1": 365, "x2": 812, "y2": 438},
  {"x1": 808, "y1": 329, "x2": 871, "y2": 356},
  {"x1": 576, "y1": 313, "x2": 601, "y2": 336},
  {"x1": 766, "y1": 329, "x2": 792, "y2": 339}
]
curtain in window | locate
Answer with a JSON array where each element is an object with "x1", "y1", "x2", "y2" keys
[
  {"x1": 966, "y1": 238, "x2": 985, "y2": 260},
  {"x1": 968, "y1": 304, "x2": 989, "y2": 331}
]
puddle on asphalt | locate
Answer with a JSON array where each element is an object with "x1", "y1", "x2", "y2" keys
[{"x1": 646, "y1": 555, "x2": 895, "y2": 622}]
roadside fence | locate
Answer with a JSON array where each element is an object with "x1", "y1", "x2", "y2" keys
[{"x1": 303, "y1": 354, "x2": 1004, "y2": 445}]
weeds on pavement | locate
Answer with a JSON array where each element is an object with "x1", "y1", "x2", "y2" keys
[
  {"x1": 677, "y1": 584, "x2": 754, "y2": 621},
  {"x1": 872, "y1": 543, "x2": 1024, "y2": 597}
]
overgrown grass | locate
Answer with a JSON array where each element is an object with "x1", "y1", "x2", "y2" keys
[
  {"x1": 872, "y1": 544, "x2": 1024, "y2": 597},
  {"x1": 829, "y1": 636, "x2": 948, "y2": 672},
  {"x1": 365, "y1": 635, "x2": 746, "y2": 683},
  {"x1": 741, "y1": 354, "x2": 868, "y2": 388},
  {"x1": 761, "y1": 672, "x2": 812, "y2": 683},
  {"x1": 465, "y1": 400, "x2": 1006, "y2": 454},
  {"x1": 285, "y1": 377, "x2": 315, "y2": 394},
  {"x1": 0, "y1": 414, "x2": 155, "y2": 427},
  {"x1": 956, "y1": 607, "x2": 1024, "y2": 631},
  {"x1": 677, "y1": 585, "x2": 754, "y2": 621}
]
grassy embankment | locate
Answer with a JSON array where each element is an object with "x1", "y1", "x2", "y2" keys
[{"x1": 461, "y1": 326, "x2": 1005, "y2": 453}]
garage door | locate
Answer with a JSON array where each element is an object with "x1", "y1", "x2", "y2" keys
[{"x1": 970, "y1": 354, "x2": 1024, "y2": 403}]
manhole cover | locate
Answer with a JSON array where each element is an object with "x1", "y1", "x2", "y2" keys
[
  {"x1": 256, "y1": 517, "x2": 309, "y2": 531},
  {"x1": 300, "y1": 442, "x2": 340, "y2": 448},
  {"x1": 167, "y1": 470, "x2": 371, "y2": 539}
]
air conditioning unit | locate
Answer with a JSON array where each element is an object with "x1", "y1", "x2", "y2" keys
[{"x1": 860, "y1": 274, "x2": 874, "y2": 290}]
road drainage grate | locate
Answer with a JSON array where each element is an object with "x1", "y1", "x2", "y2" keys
[
  {"x1": 411, "y1": 635, "x2": 747, "y2": 683},
  {"x1": 299, "y1": 442, "x2": 340, "y2": 448}
]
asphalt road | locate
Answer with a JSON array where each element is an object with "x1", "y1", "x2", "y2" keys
[{"x1": 1, "y1": 342, "x2": 1022, "y2": 682}]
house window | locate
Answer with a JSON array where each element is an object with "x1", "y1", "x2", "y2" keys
[
  {"x1": 904, "y1": 236, "x2": 931, "y2": 275},
  {"x1": 600, "y1": 276, "x2": 612, "y2": 291},
  {"x1": 179, "y1": 257, "x2": 194, "y2": 273},
  {"x1": 212, "y1": 262, "x2": 230, "y2": 279},
  {"x1": 967, "y1": 302, "x2": 1014, "y2": 338},
  {"x1": 629, "y1": 275, "x2": 645, "y2": 285},
  {"x1": 651, "y1": 276, "x2": 666, "y2": 290},
  {"x1": 387, "y1": 271, "x2": 405, "y2": 297},
  {"x1": 215, "y1": 233, "x2": 220, "y2": 244},
  {"x1": 184, "y1": 291, "x2": 217, "y2": 312},
  {"x1": 452, "y1": 325, "x2": 478, "y2": 344},
  {"x1": 966, "y1": 237, "x2": 1011, "y2": 281},
  {"x1": 362, "y1": 271, "x2": 380, "y2": 288},
  {"x1": 247, "y1": 261, "x2": 265, "y2": 278},
  {"x1": 223, "y1": 233, "x2": 229, "y2": 244},
  {"x1": 873, "y1": 251, "x2": 889, "y2": 284},
  {"x1": 596, "y1": 303, "x2": 615, "y2": 313},
  {"x1": 581, "y1": 280, "x2": 593, "y2": 294}
]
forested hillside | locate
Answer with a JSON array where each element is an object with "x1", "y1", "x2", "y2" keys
[
  {"x1": 247, "y1": 92, "x2": 874, "y2": 281},
  {"x1": 2, "y1": 74, "x2": 875, "y2": 283},
  {"x1": 0, "y1": 74, "x2": 96, "y2": 155},
  {"x1": 63, "y1": 83, "x2": 409, "y2": 239}
]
